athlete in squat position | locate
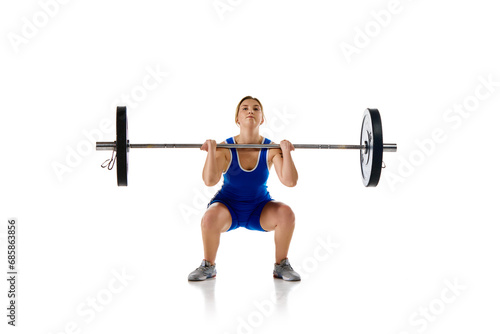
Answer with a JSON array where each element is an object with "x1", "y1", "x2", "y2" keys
[{"x1": 188, "y1": 96, "x2": 300, "y2": 281}]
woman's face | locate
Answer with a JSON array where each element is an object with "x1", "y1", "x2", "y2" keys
[{"x1": 237, "y1": 99, "x2": 263, "y2": 127}]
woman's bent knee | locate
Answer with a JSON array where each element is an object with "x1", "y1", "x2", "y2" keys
[
  {"x1": 201, "y1": 203, "x2": 232, "y2": 232},
  {"x1": 278, "y1": 205, "x2": 295, "y2": 222}
]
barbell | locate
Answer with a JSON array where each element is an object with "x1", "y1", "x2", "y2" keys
[{"x1": 96, "y1": 107, "x2": 397, "y2": 187}]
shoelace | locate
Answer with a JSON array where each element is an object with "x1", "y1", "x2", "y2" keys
[
  {"x1": 196, "y1": 265, "x2": 211, "y2": 272},
  {"x1": 278, "y1": 263, "x2": 294, "y2": 272}
]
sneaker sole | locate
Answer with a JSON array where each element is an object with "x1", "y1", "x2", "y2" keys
[
  {"x1": 188, "y1": 274, "x2": 216, "y2": 281},
  {"x1": 273, "y1": 274, "x2": 300, "y2": 281}
]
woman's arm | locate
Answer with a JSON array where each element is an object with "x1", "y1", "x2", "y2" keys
[
  {"x1": 271, "y1": 140, "x2": 298, "y2": 187},
  {"x1": 201, "y1": 140, "x2": 227, "y2": 187}
]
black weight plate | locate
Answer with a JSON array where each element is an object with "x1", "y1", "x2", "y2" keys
[
  {"x1": 360, "y1": 108, "x2": 383, "y2": 187},
  {"x1": 116, "y1": 106, "x2": 129, "y2": 186}
]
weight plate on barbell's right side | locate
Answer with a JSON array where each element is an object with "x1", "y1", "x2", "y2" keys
[
  {"x1": 360, "y1": 108, "x2": 383, "y2": 187},
  {"x1": 116, "y1": 106, "x2": 129, "y2": 186}
]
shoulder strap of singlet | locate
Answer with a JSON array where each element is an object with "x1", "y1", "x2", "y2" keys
[
  {"x1": 257, "y1": 137, "x2": 271, "y2": 170},
  {"x1": 224, "y1": 137, "x2": 236, "y2": 171}
]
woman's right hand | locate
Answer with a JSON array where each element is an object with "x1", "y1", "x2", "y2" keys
[{"x1": 201, "y1": 139, "x2": 217, "y2": 152}]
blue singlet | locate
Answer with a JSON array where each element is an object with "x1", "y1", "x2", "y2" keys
[{"x1": 207, "y1": 136, "x2": 274, "y2": 232}]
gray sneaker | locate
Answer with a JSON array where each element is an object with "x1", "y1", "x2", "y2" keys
[
  {"x1": 188, "y1": 260, "x2": 217, "y2": 281},
  {"x1": 273, "y1": 258, "x2": 301, "y2": 281}
]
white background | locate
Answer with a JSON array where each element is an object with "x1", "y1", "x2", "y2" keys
[{"x1": 1, "y1": 0, "x2": 499, "y2": 333}]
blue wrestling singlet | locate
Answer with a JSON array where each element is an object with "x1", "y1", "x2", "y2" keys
[{"x1": 207, "y1": 136, "x2": 274, "y2": 232}]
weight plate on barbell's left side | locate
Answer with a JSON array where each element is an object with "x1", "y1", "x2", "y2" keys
[
  {"x1": 116, "y1": 106, "x2": 129, "y2": 186},
  {"x1": 360, "y1": 108, "x2": 383, "y2": 187}
]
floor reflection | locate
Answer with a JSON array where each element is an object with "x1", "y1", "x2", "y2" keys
[
  {"x1": 188, "y1": 279, "x2": 217, "y2": 315},
  {"x1": 188, "y1": 277, "x2": 301, "y2": 316},
  {"x1": 273, "y1": 279, "x2": 301, "y2": 313}
]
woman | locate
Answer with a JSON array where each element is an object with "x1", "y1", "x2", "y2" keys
[{"x1": 188, "y1": 96, "x2": 300, "y2": 281}]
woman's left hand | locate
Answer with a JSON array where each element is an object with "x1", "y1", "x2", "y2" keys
[{"x1": 280, "y1": 140, "x2": 295, "y2": 153}]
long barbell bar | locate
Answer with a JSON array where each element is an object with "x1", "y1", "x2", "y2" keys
[
  {"x1": 96, "y1": 142, "x2": 397, "y2": 152},
  {"x1": 97, "y1": 107, "x2": 397, "y2": 187}
]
